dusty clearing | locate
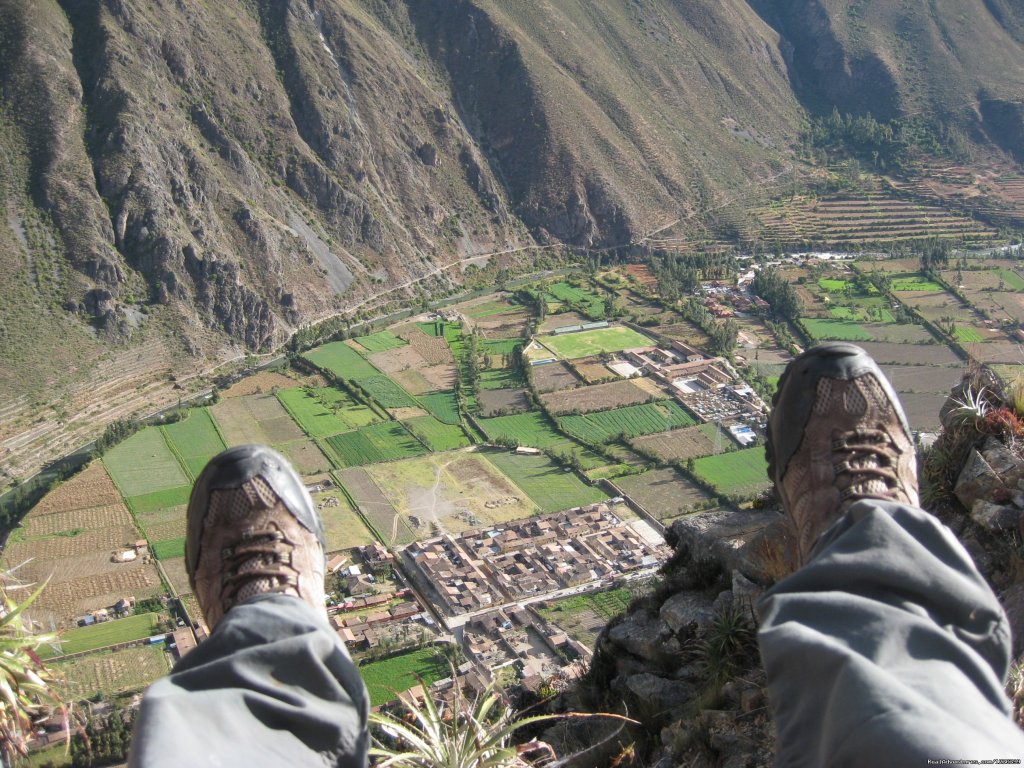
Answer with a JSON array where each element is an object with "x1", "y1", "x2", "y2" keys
[
  {"x1": 367, "y1": 453, "x2": 538, "y2": 536},
  {"x1": 222, "y1": 371, "x2": 300, "y2": 398}
]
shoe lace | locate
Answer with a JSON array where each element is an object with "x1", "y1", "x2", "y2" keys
[
  {"x1": 220, "y1": 528, "x2": 298, "y2": 605},
  {"x1": 831, "y1": 428, "x2": 901, "y2": 503}
]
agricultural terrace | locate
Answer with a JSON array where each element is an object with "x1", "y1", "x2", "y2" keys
[
  {"x1": 485, "y1": 452, "x2": 608, "y2": 513},
  {"x1": 352, "y1": 330, "x2": 407, "y2": 353},
  {"x1": 324, "y1": 422, "x2": 427, "y2": 467},
  {"x1": 366, "y1": 453, "x2": 538, "y2": 533},
  {"x1": 4, "y1": 463, "x2": 164, "y2": 626},
  {"x1": 161, "y1": 409, "x2": 226, "y2": 479},
  {"x1": 277, "y1": 386, "x2": 381, "y2": 437},
  {"x1": 302, "y1": 341, "x2": 380, "y2": 379},
  {"x1": 104, "y1": 427, "x2": 189, "y2": 498},
  {"x1": 613, "y1": 468, "x2": 715, "y2": 524},
  {"x1": 476, "y1": 412, "x2": 604, "y2": 469},
  {"x1": 692, "y1": 448, "x2": 771, "y2": 496},
  {"x1": 559, "y1": 401, "x2": 695, "y2": 443},
  {"x1": 418, "y1": 391, "x2": 461, "y2": 425},
  {"x1": 40, "y1": 612, "x2": 163, "y2": 659},
  {"x1": 358, "y1": 647, "x2": 449, "y2": 707},
  {"x1": 537, "y1": 326, "x2": 653, "y2": 360},
  {"x1": 57, "y1": 645, "x2": 171, "y2": 702},
  {"x1": 403, "y1": 415, "x2": 471, "y2": 452}
]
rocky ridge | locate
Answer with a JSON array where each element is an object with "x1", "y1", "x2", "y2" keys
[{"x1": 567, "y1": 371, "x2": 1024, "y2": 766}]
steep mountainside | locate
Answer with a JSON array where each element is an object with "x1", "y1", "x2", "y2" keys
[{"x1": 1, "y1": 0, "x2": 1023, "y2": 481}]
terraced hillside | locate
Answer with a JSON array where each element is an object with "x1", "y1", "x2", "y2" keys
[{"x1": 749, "y1": 189, "x2": 999, "y2": 248}]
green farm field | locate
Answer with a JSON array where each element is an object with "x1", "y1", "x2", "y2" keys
[
  {"x1": 127, "y1": 486, "x2": 191, "y2": 515},
  {"x1": 42, "y1": 613, "x2": 162, "y2": 659},
  {"x1": 692, "y1": 448, "x2": 771, "y2": 496},
  {"x1": 104, "y1": 428, "x2": 190, "y2": 498},
  {"x1": 485, "y1": 452, "x2": 608, "y2": 513},
  {"x1": 559, "y1": 401, "x2": 695, "y2": 443},
  {"x1": 303, "y1": 342, "x2": 380, "y2": 379},
  {"x1": 538, "y1": 326, "x2": 653, "y2": 359},
  {"x1": 353, "y1": 376, "x2": 418, "y2": 409},
  {"x1": 802, "y1": 318, "x2": 873, "y2": 341},
  {"x1": 151, "y1": 537, "x2": 186, "y2": 560},
  {"x1": 358, "y1": 647, "x2": 449, "y2": 707},
  {"x1": 161, "y1": 409, "x2": 226, "y2": 479},
  {"x1": 403, "y1": 416, "x2": 470, "y2": 452},
  {"x1": 545, "y1": 282, "x2": 605, "y2": 318},
  {"x1": 888, "y1": 273, "x2": 945, "y2": 292},
  {"x1": 277, "y1": 387, "x2": 372, "y2": 437},
  {"x1": 418, "y1": 391, "x2": 460, "y2": 425},
  {"x1": 479, "y1": 368, "x2": 525, "y2": 390},
  {"x1": 211, "y1": 394, "x2": 306, "y2": 446},
  {"x1": 57, "y1": 645, "x2": 170, "y2": 701},
  {"x1": 324, "y1": 422, "x2": 427, "y2": 467},
  {"x1": 353, "y1": 330, "x2": 407, "y2": 353},
  {"x1": 476, "y1": 413, "x2": 603, "y2": 469}
]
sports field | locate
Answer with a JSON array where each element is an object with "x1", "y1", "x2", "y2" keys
[
  {"x1": 303, "y1": 342, "x2": 380, "y2": 379},
  {"x1": 358, "y1": 647, "x2": 449, "y2": 707},
  {"x1": 41, "y1": 613, "x2": 162, "y2": 659},
  {"x1": 403, "y1": 416, "x2": 470, "y2": 451},
  {"x1": 324, "y1": 422, "x2": 427, "y2": 467},
  {"x1": 692, "y1": 448, "x2": 771, "y2": 496},
  {"x1": 104, "y1": 428, "x2": 190, "y2": 498},
  {"x1": 559, "y1": 401, "x2": 695, "y2": 443},
  {"x1": 485, "y1": 452, "x2": 608, "y2": 513},
  {"x1": 537, "y1": 326, "x2": 653, "y2": 359}
]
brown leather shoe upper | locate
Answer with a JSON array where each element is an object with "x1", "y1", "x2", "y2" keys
[
  {"x1": 769, "y1": 344, "x2": 919, "y2": 563},
  {"x1": 187, "y1": 446, "x2": 326, "y2": 631}
]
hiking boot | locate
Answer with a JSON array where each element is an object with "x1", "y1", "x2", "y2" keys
[
  {"x1": 766, "y1": 342, "x2": 919, "y2": 563},
  {"x1": 186, "y1": 445, "x2": 327, "y2": 630}
]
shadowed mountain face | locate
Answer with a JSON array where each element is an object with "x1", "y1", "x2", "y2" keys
[{"x1": 0, "y1": 0, "x2": 1022, "y2": 381}]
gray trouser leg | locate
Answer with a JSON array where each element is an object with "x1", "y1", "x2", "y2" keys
[
  {"x1": 129, "y1": 594, "x2": 368, "y2": 767},
  {"x1": 758, "y1": 500, "x2": 1024, "y2": 767}
]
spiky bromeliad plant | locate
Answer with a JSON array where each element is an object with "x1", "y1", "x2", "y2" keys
[
  {"x1": 0, "y1": 579, "x2": 67, "y2": 762},
  {"x1": 370, "y1": 679, "x2": 558, "y2": 768},
  {"x1": 370, "y1": 676, "x2": 630, "y2": 768}
]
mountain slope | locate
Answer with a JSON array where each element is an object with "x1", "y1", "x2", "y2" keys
[{"x1": 1, "y1": 0, "x2": 1024, "y2": 482}]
